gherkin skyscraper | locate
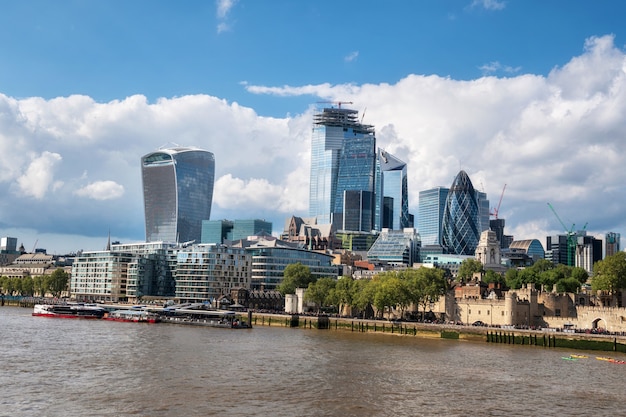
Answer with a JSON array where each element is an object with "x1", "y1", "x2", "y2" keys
[{"x1": 442, "y1": 170, "x2": 481, "y2": 255}]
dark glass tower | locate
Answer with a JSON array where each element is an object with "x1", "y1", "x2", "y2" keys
[
  {"x1": 442, "y1": 170, "x2": 481, "y2": 255},
  {"x1": 142, "y1": 147, "x2": 215, "y2": 244}
]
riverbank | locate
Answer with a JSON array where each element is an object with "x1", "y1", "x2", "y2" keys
[
  {"x1": 250, "y1": 312, "x2": 626, "y2": 354},
  {"x1": 8, "y1": 301, "x2": 626, "y2": 353}
]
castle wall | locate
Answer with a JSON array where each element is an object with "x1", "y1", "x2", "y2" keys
[{"x1": 544, "y1": 306, "x2": 626, "y2": 333}]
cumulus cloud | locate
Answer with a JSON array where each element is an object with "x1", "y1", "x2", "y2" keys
[
  {"x1": 2, "y1": 34, "x2": 626, "y2": 253},
  {"x1": 75, "y1": 181, "x2": 125, "y2": 200},
  {"x1": 15, "y1": 151, "x2": 62, "y2": 199}
]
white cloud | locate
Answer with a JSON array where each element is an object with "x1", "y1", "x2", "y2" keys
[
  {"x1": 479, "y1": 61, "x2": 522, "y2": 75},
  {"x1": 15, "y1": 151, "x2": 62, "y2": 199},
  {"x1": 471, "y1": 0, "x2": 506, "y2": 11},
  {"x1": 216, "y1": 0, "x2": 237, "y2": 33},
  {"x1": 216, "y1": 0, "x2": 237, "y2": 19},
  {"x1": 345, "y1": 51, "x2": 359, "y2": 63},
  {"x1": 75, "y1": 181, "x2": 125, "y2": 200},
  {"x1": 2, "y1": 35, "x2": 626, "y2": 253}
]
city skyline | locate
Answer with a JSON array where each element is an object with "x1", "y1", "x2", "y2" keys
[{"x1": 1, "y1": 2, "x2": 626, "y2": 253}]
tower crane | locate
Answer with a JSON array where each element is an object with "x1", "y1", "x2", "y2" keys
[
  {"x1": 547, "y1": 203, "x2": 576, "y2": 266},
  {"x1": 316, "y1": 101, "x2": 353, "y2": 109},
  {"x1": 490, "y1": 184, "x2": 507, "y2": 219}
]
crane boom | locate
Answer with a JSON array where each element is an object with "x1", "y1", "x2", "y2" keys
[
  {"x1": 491, "y1": 184, "x2": 507, "y2": 219},
  {"x1": 547, "y1": 202, "x2": 577, "y2": 267},
  {"x1": 316, "y1": 100, "x2": 353, "y2": 109}
]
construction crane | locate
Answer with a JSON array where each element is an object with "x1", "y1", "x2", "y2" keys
[
  {"x1": 316, "y1": 101, "x2": 353, "y2": 109},
  {"x1": 490, "y1": 184, "x2": 507, "y2": 219},
  {"x1": 547, "y1": 203, "x2": 576, "y2": 266}
]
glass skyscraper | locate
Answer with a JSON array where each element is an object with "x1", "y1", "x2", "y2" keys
[
  {"x1": 309, "y1": 107, "x2": 376, "y2": 231},
  {"x1": 377, "y1": 149, "x2": 409, "y2": 230},
  {"x1": 142, "y1": 147, "x2": 215, "y2": 244},
  {"x1": 418, "y1": 187, "x2": 449, "y2": 246},
  {"x1": 442, "y1": 171, "x2": 481, "y2": 255}
]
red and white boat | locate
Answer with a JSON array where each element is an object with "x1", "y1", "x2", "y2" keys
[{"x1": 33, "y1": 303, "x2": 106, "y2": 319}]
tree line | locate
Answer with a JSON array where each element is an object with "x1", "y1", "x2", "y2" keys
[
  {"x1": 277, "y1": 262, "x2": 448, "y2": 318},
  {"x1": 276, "y1": 251, "x2": 626, "y2": 316},
  {"x1": 0, "y1": 268, "x2": 69, "y2": 298}
]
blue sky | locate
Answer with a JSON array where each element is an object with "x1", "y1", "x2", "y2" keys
[{"x1": 1, "y1": 0, "x2": 626, "y2": 254}]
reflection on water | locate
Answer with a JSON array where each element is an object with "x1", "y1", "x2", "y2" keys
[{"x1": 1, "y1": 307, "x2": 625, "y2": 416}]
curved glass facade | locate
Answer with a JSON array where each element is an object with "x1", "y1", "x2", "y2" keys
[
  {"x1": 442, "y1": 171, "x2": 480, "y2": 255},
  {"x1": 378, "y1": 150, "x2": 409, "y2": 230},
  {"x1": 509, "y1": 239, "x2": 545, "y2": 259},
  {"x1": 142, "y1": 147, "x2": 215, "y2": 244}
]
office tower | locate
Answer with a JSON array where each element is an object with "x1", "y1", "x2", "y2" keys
[
  {"x1": 418, "y1": 187, "x2": 449, "y2": 246},
  {"x1": 342, "y1": 190, "x2": 374, "y2": 232},
  {"x1": 442, "y1": 171, "x2": 481, "y2": 255},
  {"x1": 142, "y1": 147, "x2": 215, "y2": 244},
  {"x1": 546, "y1": 235, "x2": 570, "y2": 266},
  {"x1": 230, "y1": 219, "x2": 273, "y2": 241},
  {"x1": 377, "y1": 149, "x2": 410, "y2": 230},
  {"x1": 605, "y1": 232, "x2": 621, "y2": 257},
  {"x1": 476, "y1": 190, "x2": 490, "y2": 233},
  {"x1": 309, "y1": 106, "x2": 376, "y2": 230},
  {"x1": 201, "y1": 220, "x2": 234, "y2": 244},
  {"x1": 575, "y1": 234, "x2": 603, "y2": 273},
  {"x1": 0, "y1": 237, "x2": 17, "y2": 253}
]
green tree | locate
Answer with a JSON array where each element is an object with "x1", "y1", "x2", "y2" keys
[
  {"x1": 372, "y1": 273, "x2": 407, "y2": 319},
  {"x1": 45, "y1": 268, "x2": 69, "y2": 297},
  {"x1": 556, "y1": 277, "x2": 581, "y2": 294},
  {"x1": 21, "y1": 276, "x2": 34, "y2": 296},
  {"x1": 457, "y1": 258, "x2": 484, "y2": 282},
  {"x1": 571, "y1": 267, "x2": 589, "y2": 284},
  {"x1": 404, "y1": 268, "x2": 447, "y2": 320},
  {"x1": 0, "y1": 276, "x2": 8, "y2": 294},
  {"x1": 9, "y1": 277, "x2": 22, "y2": 296},
  {"x1": 483, "y1": 270, "x2": 505, "y2": 286},
  {"x1": 33, "y1": 276, "x2": 46, "y2": 297},
  {"x1": 530, "y1": 259, "x2": 555, "y2": 274},
  {"x1": 592, "y1": 252, "x2": 626, "y2": 295},
  {"x1": 352, "y1": 279, "x2": 375, "y2": 319},
  {"x1": 305, "y1": 277, "x2": 336, "y2": 312},
  {"x1": 277, "y1": 263, "x2": 314, "y2": 295},
  {"x1": 329, "y1": 276, "x2": 355, "y2": 316},
  {"x1": 505, "y1": 268, "x2": 522, "y2": 289}
]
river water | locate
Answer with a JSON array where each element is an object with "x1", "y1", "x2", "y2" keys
[{"x1": 1, "y1": 306, "x2": 625, "y2": 417}]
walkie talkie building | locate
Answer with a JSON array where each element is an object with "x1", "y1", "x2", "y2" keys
[{"x1": 141, "y1": 147, "x2": 215, "y2": 244}]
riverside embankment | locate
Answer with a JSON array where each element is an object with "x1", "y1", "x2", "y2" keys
[{"x1": 250, "y1": 312, "x2": 626, "y2": 354}]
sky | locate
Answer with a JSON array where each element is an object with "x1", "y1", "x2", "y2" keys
[{"x1": 1, "y1": 0, "x2": 626, "y2": 254}]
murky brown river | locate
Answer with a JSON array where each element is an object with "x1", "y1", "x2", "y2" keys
[{"x1": 1, "y1": 306, "x2": 625, "y2": 416}]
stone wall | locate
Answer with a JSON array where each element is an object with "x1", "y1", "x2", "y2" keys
[{"x1": 544, "y1": 306, "x2": 626, "y2": 333}]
